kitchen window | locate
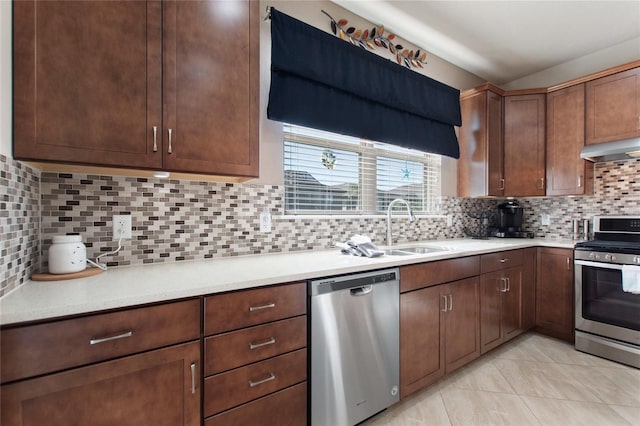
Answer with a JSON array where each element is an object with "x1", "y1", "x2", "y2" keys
[{"x1": 283, "y1": 124, "x2": 441, "y2": 215}]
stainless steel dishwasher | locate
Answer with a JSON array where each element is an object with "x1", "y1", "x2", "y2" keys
[{"x1": 309, "y1": 268, "x2": 399, "y2": 426}]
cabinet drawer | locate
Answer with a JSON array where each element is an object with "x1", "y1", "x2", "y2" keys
[
  {"x1": 204, "y1": 348, "x2": 307, "y2": 417},
  {"x1": 1, "y1": 299, "x2": 200, "y2": 384},
  {"x1": 204, "y1": 315, "x2": 306, "y2": 376},
  {"x1": 204, "y1": 283, "x2": 306, "y2": 335},
  {"x1": 400, "y1": 256, "x2": 480, "y2": 292},
  {"x1": 204, "y1": 382, "x2": 307, "y2": 426},
  {"x1": 481, "y1": 250, "x2": 524, "y2": 274}
]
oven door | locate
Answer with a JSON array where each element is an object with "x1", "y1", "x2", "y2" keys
[{"x1": 575, "y1": 259, "x2": 640, "y2": 346}]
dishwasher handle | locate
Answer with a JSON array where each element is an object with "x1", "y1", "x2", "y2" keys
[{"x1": 350, "y1": 285, "x2": 373, "y2": 296}]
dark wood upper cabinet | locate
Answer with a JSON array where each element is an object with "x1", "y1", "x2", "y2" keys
[
  {"x1": 163, "y1": 0, "x2": 259, "y2": 177},
  {"x1": 13, "y1": 1, "x2": 163, "y2": 169},
  {"x1": 546, "y1": 84, "x2": 593, "y2": 196},
  {"x1": 13, "y1": 0, "x2": 259, "y2": 178},
  {"x1": 503, "y1": 94, "x2": 546, "y2": 197},
  {"x1": 458, "y1": 87, "x2": 504, "y2": 197},
  {"x1": 586, "y1": 67, "x2": 640, "y2": 145}
]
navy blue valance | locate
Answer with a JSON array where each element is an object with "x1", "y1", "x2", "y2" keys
[{"x1": 267, "y1": 8, "x2": 462, "y2": 159}]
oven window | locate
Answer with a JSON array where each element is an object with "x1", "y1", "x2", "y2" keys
[{"x1": 582, "y1": 265, "x2": 640, "y2": 331}]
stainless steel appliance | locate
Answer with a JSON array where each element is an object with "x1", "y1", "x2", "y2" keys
[
  {"x1": 309, "y1": 269, "x2": 400, "y2": 426},
  {"x1": 574, "y1": 215, "x2": 640, "y2": 368}
]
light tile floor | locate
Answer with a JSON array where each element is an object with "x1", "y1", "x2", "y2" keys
[{"x1": 364, "y1": 332, "x2": 640, "y2": 426}]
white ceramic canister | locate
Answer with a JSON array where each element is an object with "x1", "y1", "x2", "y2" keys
[{"x1": 48, "y1": 235, "x2": 87, "y2": 274}]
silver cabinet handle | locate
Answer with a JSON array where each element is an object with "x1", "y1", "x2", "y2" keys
[
  {"x1": 249, "y1": 303, "x2": 275, "y2": 312},
  {"x1": 500, "y1": 277, "x2": 508, "y2": 292},
  {"x1": 152, "y1": 126, "x2": 158, "y2": 152},
  {"x1": 499, "y1": 258, "x2": 508, "y2": 263},
  {"x1": 168, "y1": 128, "x2": 173, "y2": 154},
  {"x1": 441, "y1": 295, "x2": 448, "y2": 312},
  {"x1": 577, "y1": 175, "x2": 582, "y2": 188},
  {"x1": 90, "y1": 330, "x2": 132, "y2": 345},
  {"x1": 567, "y1": 257, "x2": 571, "y2": 270},
  {"x1": 539, "y1": 177, "x2": 545, "y2": 190},
  {"x1": 499, "y1": 178, "x2": 505, "y2": 191},
  {"x1": 506, "y1": 277, "x2": 511, "y2": 292},
  {"x1": 249, "y1": 337, "x2": 276, "y2": 350},
  {"x1": 249, "y1": 373, "x2": 275, "y2": 388},
  {"x1": 448, "y1": 294, "x2": 453, "y2": 312},
  {"x1": 190, "y1": 362, "x2": 196, "y2": 394}
]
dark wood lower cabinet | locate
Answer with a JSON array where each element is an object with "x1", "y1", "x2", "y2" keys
[
  {"x1": 444, "y1": 277, "x2": 481, "y2": 372},
  {"x1": 535, "y1": 247, "x2": 575, "y2": 342},
  {"x1": 400, "y1": 285, "x2": 445, "y2": 398},
  {"x1": 204, "y1": 382, "x2": 307, "y2": 426},
  {"x1": 400, "y1": 277, "x2": 480, "y2": 398},
  {"x1": 1, "y1": 341, "x2": 201, "y2": 426},
  {"x1": 480, "y1": 267, "x2": 523, "y2": 354},
  {"x1": 522, "y1": 247, "x2": 537, "y2": 330}
]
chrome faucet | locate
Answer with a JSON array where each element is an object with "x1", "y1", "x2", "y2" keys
[{"x1": 386, "y1": 198, "x2": 416, "y2": 246}]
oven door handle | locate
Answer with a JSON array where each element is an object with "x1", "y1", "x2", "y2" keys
[{"x1": 575, "y1": 260, "x2": 623, "y2": 270}]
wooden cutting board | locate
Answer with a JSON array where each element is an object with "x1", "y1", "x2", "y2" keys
[{"x1": 31, "y1": 268, "x2": 103, "y2": 281}]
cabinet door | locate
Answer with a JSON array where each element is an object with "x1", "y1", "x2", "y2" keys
[
  {"x1": 444, "y1": 277, "x2": 480, "y2": 373},
  {"x1": 502, "y1": 267, "x2": 523, "y2": 342},
  {"x1": 458, "y1": 89, "x2": 504, "y2": 197},
  {"x1": 1, "y1": 342, "x2": 201, "y2": 426},
  {"x1": 480, "y1": 270, "x2": 504, "y2": 354},
  {"x1": 521, "y1": 247, "x2": 537, "y2": 331},
  {"x1": 504, "y1": 94, "x2": 546, "y2": 196},
  {"x1": 13, "y1": 1, "x2": 163, "y2": 169},
  {"x1": 586, "y1": 67, "x2": 640, "y2": 145},
  {"x1": 536, "y1": 247, "x2": 574, "y2": 342},
  {"x1": 163, "y1": 0, "x2": 259, "y2": 177},
  {"x1": 400, "y1": 286, "x2": 445, "y2": 398},
  {"x1": 546, "y1": 85, "x2": 593, "y2": 196}
]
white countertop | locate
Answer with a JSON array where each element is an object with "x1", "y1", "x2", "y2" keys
[{"x1": 0, "y1": 238, "x2": 575, "y2": 326}]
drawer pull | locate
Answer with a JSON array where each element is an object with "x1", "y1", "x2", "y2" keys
[
  {"x1": 499, "y1": 258, "x2": 508, "y2": 263},
  {"x1": 249, "y1": 372, "x2": 276, "y2": 388},
  {"x1": 249, "y1": 337, "x2": 276, "y2": 350},
  {"x1": 249, "y1": 303, "x2": 275, "y2": 312},
  {"x1": 89, "y1": 330, "x2": 133, "y2": 345},
  {"x1": 190, "y1": 362, "x2": 196, "y2": 394}
]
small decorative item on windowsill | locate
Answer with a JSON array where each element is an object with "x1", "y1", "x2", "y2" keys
[{"x1": 321, "y1": 10, "x2": 428, "y2": 69}]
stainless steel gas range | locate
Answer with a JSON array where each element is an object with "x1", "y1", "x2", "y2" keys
[{"x1": 574, "y1": 216, "x2": 640, "y2": 368}]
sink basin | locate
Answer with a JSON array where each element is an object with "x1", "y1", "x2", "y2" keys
[{"x1": 384, "y1": 246, "x2": 449, "y2": 256}]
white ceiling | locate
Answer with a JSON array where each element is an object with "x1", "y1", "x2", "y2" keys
[{"x1": 331, "y1": 1, "x2": 640, "y2": 85}]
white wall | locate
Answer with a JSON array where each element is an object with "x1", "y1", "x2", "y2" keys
[
  {"x1": 256, "y1": 0, "x2": 485, "y2": 195},
  {"x1": 1, "y1": 1, "x2": 11, "y2": 156},
  {"x1": 503, "y1": 38, "x2": 640, "y2": 90}
]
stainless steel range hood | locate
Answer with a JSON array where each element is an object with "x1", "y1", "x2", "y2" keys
[{"x1": 580, "y1": 137, "x2": 640, "y2": 162}]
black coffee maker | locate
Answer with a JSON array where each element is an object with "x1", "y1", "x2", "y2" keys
[{"x1": 495, "y1": 200, "x2": 534, "y2": 238}]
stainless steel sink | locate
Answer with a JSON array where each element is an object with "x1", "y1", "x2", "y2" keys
[{"x1": 384, "y1": 246, "x2": 449, "y2": 256}]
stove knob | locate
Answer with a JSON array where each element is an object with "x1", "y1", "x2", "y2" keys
[
  {"x1": 589, "y1": 252, "x2": 596, "y2": 260},
  {"x1": 595, "y1": 253, "x2": 601, "y2": 261},
  {"x1": 604, "y1": 254, "x2": 612, "y2": 261}
]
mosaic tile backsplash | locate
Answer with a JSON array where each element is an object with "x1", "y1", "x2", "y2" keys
[
  {"x1": 38, "y1": 158, "x2": 639, "y2": 269},
  {"x1": 2, "y1": 156, "x2": 639, "y2": 293},
  {"x1": 0, "y1": 155, "x2": 40, "y2": 296}
]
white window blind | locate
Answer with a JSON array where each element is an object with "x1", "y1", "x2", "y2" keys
[{"x1": 283, "y1": 124, "x2": 441, "y2": 214}]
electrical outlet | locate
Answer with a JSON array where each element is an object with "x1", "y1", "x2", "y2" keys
[
  {"x1": 446, "y1": 214, "x2": 453, "y2": 227},
  {"x1": 260, "y1": 211, "x2": 272, "y2": 233},
  {"x1": 112, "y1": 215, "x2": 132, "y2": 240},
  {"x1": 541, "y1": 213, "x2": 551, "y2": 226}
]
